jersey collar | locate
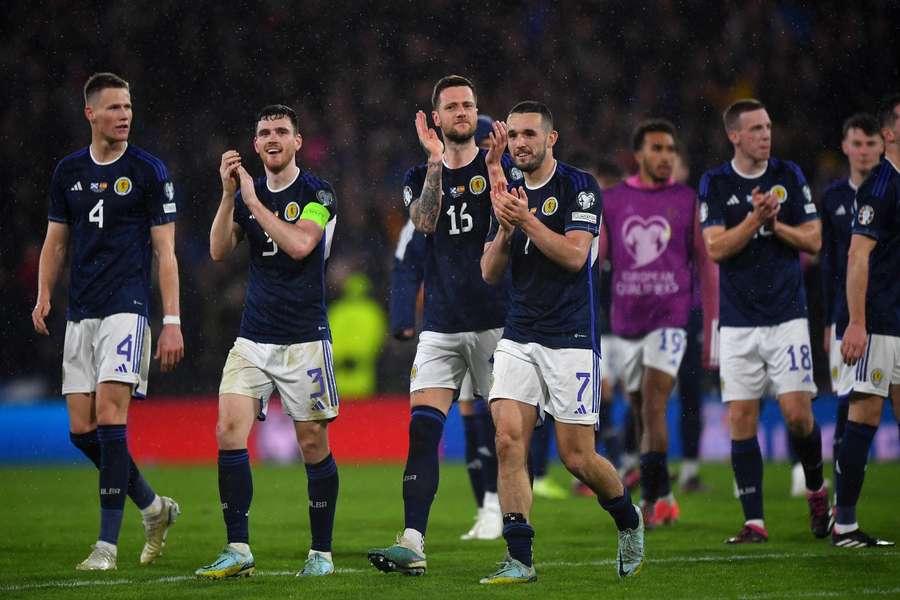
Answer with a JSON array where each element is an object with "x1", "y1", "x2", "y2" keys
[
  {"x1": 266, "y1": 166, "x2": 301, "y2": 193},
  {"x1": 730, "y1": 158, "x2": 768, "y2": 180},
  {"x1": 525, "y1": 160, "x2": 558, "y2": 190},
  {"x1": 89, "y1": 143, "x2": 128, "y2": 166},
  {"x1": 885, "y1": 156, "x2": 900, "y2": 174}
]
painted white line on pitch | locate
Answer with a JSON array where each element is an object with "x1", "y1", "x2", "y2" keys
[
  {"x1": 540, "y1": 550, "x2": 900, "y2": 567},
  {"x1": 3, "y1": 552, "x2": 897, "y2": 593},
  {"x1": 739, "y1": 587, "x2": 900, "y2": 599},
  {"x1": 0, "y1": 568, "x2": 363, "y2": 593}
]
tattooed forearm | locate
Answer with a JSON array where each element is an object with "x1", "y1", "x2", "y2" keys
[{"x1": 411, "y1": 159, "x2": 442, "y2": 233}]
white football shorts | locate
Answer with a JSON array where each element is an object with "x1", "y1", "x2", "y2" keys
[
  {"x1": 219, "y1": 337, "x2": 339, "y2": 422},
  {"x1": 410, "y1": 328, "x2": 503, "y2": 398},
  {"x1": 617, "y1": 328, "x2": 688, "y2": 393},
  {"x1": 847, "y1": 333, "x2": 900, "y2": 398},
  {"x1": 719, "y1": 318, "x2": 817, "y2": 402},
  {"x1": 830, "y1": 326, "x2": 855, "y2": 396},
  {"x1": 488, "y1": 338, "x2": 601, "y2": 426},
  {"x1": 600, "y1": 334, "x2": 626, "y2": 389},
  {"x1": 62, "y1": 313, "x2": 151, "y2": 398}
]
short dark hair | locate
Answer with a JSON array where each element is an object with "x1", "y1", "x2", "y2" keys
[
  {"x1": 255, "y1": 104, "x2": 299, "y2": 135},
  {"x1": 83, "y1": 72, "x2": 129, "y2": 104},
  {"x1": 632, "y1": 119, "x2": 677, "y2": 151},
  {"x1": 842, "y1": 113, "x2": 881, "y2": 138},
  {"x1": 431, "y1": 75, "x2": 477, "y2": 110},
  {"x1": 876, "y1": 94, "x2": 900, "y2": 130},
  {"x1": 723, "y1": 99, "x2": 766, "y2": 131},
  {"x1": 508, "y1": 100, "x2": 553, "y2": 131}
]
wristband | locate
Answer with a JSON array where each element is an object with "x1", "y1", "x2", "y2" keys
[{"x1": 162, "y1": 315, "x2": 181, "y2": 326}]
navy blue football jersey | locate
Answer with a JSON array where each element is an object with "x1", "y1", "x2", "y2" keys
[
  {"x1": 403, "y1": 149, "x2": 515, "y2": 333},
  {"x1": 233, "y1": 170, "x2": 337, "y2": 344},
  {"x1": 48, "y1": 144, "x2": 176, "y2": 321},
  {"x1": 851, "y1": 158, "x2": 900, "y2": 337},
  {"x1": 487, "y1": 161, "x2": 604, "y2": 350},
  {"x1": 819, "y1": 178, "x2": 856, "y2": 332},
  {"x1": 698, "y1": 158, "x2": 818, "y2": 327}
]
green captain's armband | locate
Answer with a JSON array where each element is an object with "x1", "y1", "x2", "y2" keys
[{"x1": 300, "y1": 202, "x2": 330, "y2": 229}]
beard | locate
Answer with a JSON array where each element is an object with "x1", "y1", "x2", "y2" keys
[
  {"x1": 443, "y1": 121, "x2": 476, "y2": 144},
  {"x1": 514, "y1": 145, "x2": 547, "y2": 173}
]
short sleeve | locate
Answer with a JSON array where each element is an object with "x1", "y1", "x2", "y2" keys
[
  {"x1": 783, "y1": 162, "x2": 817, "y2": 225},
  {"x1": 485, "y1": 207, "x2": 500, "y2": 243},
  {"x1": 853, "y1": 170, "x2": 894, "y2": 241},
  {"x1": 402, "y1": 166, "x2": 426, "y2": 215},
  {"x1": 564, "y1": 173, "x2": 602, "y2": 236},
  {"x1": 698, "y1": 172, "x2": 724, "y2": 228},
  {"x1": 47, "y1": 162, "x2": 69, "y2": 223},
  {"x1": 145, "y1": 159, "x2": 177, "y2": 226}
]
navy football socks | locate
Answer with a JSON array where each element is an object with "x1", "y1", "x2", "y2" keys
[
  {"x1": 478, "y1": 402, "x2": 498, "y2": 495},
  {"x1": 462, "y1": 414, "x2": 486, "y2": 507},
  {"x1": 789, "y1": 421, "x2": 825, "y2": 492},
  {"x1": 97, "y1": 425, "x2": 129, "y2": 544},
  {"x1": 601, "y1": 494, "x2": 640, "y2": 531},
  {"x1": 219, "y1": 449, "x2": 253, "y2": 544},
  {"x1": 835, "y1": 421, "x2": 877, "y2": 525},
  {"x1": 833, "y1": 398, "x2": 849, "y2": 493},
  {"x1": 305, "y1": 453, "x2": 339, "y2": 553},
  {"x1": 731, "y1": 437, "x2": 764, "y2": 521},
  {"x1": 502, "y1": 513, "x2": 535, "y2": 567},
  {"x1": 71, "y1": 430, "x2": 156, "y2": 510},
  {"x1": 402, "y1": 406, "x2": 445, "y2": 534},
  {"x1": 640, "y1": 451, "x2": 668, "y2": 502}
]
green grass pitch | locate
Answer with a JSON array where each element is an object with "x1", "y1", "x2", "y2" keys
[{"x1": 1, "y1": 462, "x2": 898, "y2": 599}]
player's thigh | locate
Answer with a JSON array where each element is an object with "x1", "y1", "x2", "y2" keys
[
  {"x1": 463, "y1": 327, "x2": 503, "y2": 398},
  {"x1": 618, "y1": 336, "x2": 644, "y2": 394},
  {"x1": 535, "y1": 345, "x2": 601, "y2": 427},
  {"x1": 410, "y1": 331, "x2": 468, "y2": 397},
  {"x1": 489, "y1": 339, "x2": 547, "y2": 412},
  {"x1": 851, "y1": 334, "x2": 900, "y2": 399},
  {"x1": 490, "y1": 397, "x2": 538, "y2": 460},
  {"x1": 847, "y1": 392, "x2": 884, "y2": 427},
  {"x1": 719, "y1": 326, "x2": 768, "y2": 402},
  {"x1": 95, "y1": 381, "x2": 132, "y2": 425},
  {"x1": 293, "y1": 419, "x2": 330, "y2": 464},
  {"x1": 776, "y1": 391, "x2": 814, "y2": 433},
  {"x1": 762, "y1": 319, "x2": 817, "y2": 397},
  {"x1": 66, "y1": 393, "x2": 96, "y2": 433},
  {"x1": 219, "y1": 338, "x2": 276, "y2": 421},
  {"x1": 61, "y1": 319, "x2": 99, "y2": 396},
  {"x1": 217, "y1": 393, "x2": 260, "y2": 449},
  {"x1": 272, "y1": 340, "x2": 340, "y2": 423},
  {"x1": 641, "y1": 328, "x2": 688, "y2": 382},
  {"x1": 554, "y1": 419, "x2": 597, "y2": 462},
  {"x1": 96, "y1": 313, "x2": 152, "y2": 397}
]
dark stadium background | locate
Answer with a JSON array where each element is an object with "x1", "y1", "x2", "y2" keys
[{"x1": 3, "y1": 1, "x2": 899, "y2": 400}]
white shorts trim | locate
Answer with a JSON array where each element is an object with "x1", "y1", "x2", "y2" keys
[
  {"x1": 719, "y1": 318, "x2": 817, "y2": 402},
  {"x1": 219, "y1": 337, "x2": 339, "y2": 422},
  {"x1": 488, "y1": 339, "x2": 601, "y2": 426},
  {"x1": 410, "y1": 329, "x2": 502, "y2": 397},
  {"x1": 847, "y1": 333, "x2": 900, "y2": 398},
  {"x1": 62, "y1": 313, "x2": 151, "y2": 398},
  {"x1": 617, "y1": 328, "x2": 688, "y2": 393}
]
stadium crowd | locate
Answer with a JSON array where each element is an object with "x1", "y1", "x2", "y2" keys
[{"x1": 3, "y1": 0, "x2": 899, "y2": 395}]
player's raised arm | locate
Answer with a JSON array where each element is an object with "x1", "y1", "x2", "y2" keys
[
  {"x1": 409, "y1": 111, "x2": 444, "y2": 233},
  {"x1": 702, "y1": 187, "x2": 778, "y2": 262},
  {"x1": 32, "y1": 221, "x2": 70, "y2": 335},
  {"x1": 151, "y1": 222, "x2": 184, "y2": 372},
  {"x1": 484, "y1": 121, "x2": 509, "y2": 190},
  {"x1": 235, "y1": 166, "x2": 325, "y2": 261},
  {"x1": 210, "y1": 150, "x2": 244, "y2": 261},
  {"x1": 481, "y1": 183, "x2": 515, "y2": 284}
]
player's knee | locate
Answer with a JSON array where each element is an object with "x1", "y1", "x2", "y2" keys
[
  {"x1": 215, "y1": 418, "x2": 247, "y2": 449},
  {"x1": 493, "y1": 428, "x2": 524, "y2": 462},
  {"x1": 559, "y1": 449, "x2": 589, "y2": 479}
]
